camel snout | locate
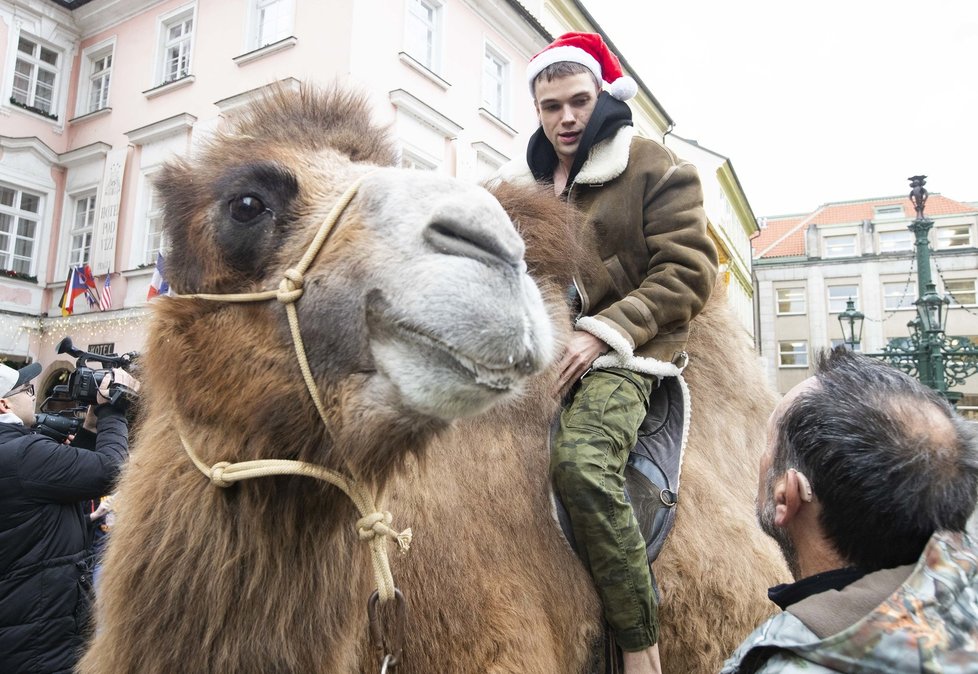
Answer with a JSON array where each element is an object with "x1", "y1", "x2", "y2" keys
[{"x1": 423, "y1": 191, "x2": 526, "y2": 270}]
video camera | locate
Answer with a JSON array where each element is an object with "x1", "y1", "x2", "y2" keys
[
  {"x1": 31, "y1": 337, "x2": 139, "y2": 442},
  {"x1": 33, "y1": 409, "x2": 84, "y2": 444}
]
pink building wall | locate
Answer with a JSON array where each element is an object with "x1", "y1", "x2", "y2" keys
[{"x1": 0, "y1": 0, "x2": 551, "y2": 396}]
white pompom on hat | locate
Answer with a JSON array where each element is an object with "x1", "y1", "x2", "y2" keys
[{"x1": 527, "y1": 32, "x2": 638, "y2": 101}]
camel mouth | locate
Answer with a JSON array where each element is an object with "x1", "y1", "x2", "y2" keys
[
  {"x1": 365, "y1": 297, "x2": 536, "y2": 393},
  {"x1": 389, "y1": 321, "x2": 532, "y2": 391}
]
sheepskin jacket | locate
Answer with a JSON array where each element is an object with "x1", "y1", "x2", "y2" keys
[{"x1": 498, "y1": 125, "x2": 718, "y2": 377}]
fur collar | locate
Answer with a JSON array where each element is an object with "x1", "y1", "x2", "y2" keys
[
  {"x1": 574, "y1": 125, "x2": 634, "y2": 184},
  {"x1": 495, "y1": 126, "x2": 635, "y2": 188}
]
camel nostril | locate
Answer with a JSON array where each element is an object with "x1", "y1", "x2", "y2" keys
[{"x1": 424, "y1": 217, "x2": 525, "y2": 268}]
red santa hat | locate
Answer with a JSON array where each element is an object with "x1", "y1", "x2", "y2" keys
[{"x1": 526, "y1": 32, "x2": 638, "y2": 101}]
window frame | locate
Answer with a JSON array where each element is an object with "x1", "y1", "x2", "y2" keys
[
  {"x1": 878, "y1": 228, "x2": 913, "y2": 253},
  {"x1": 775, "y1": 286, "x2": 806, "y2": 315},
  {"x1": 143, "y1": 180, "x2": 166, "y2": 266},
  {"x1": 481, "y1": 42, "x2": 509, "y2": 121},
  {"x1": 400, "y1": 147, "x2": 438, "y2": 171},
  {"x1": 945, "y1": 278, "x2": 977, "y2": 306},
  {"x1": 882, "y1": 281, "x2": 916, "y2": 310},
  {"x1": 156, "y1": 5, "x2": 197, "y2": 87},
  {"x1": 0, "y1": 183, "x2": 42, "y2": 277},
  {"x1": 11, "y1": 34, "x2": 62, "y2": 120},
  {"x1": 404, "y1": 0, "x2": 444, "y2": 74},
  {"x1": 830, "y1": 338, "x2": 862, "y2": 353},
  {"x1": 67, "y1": 192, "x2": 97, "y2": 268},
  {"x1": 247, "y1": 0, "x2": 295, "y2": 51},
  {"x1": 778, "y1": 340, "x2": 809, "y2": 368},
  {"x1": 936, "y1": 224, "x2": 973, "y2": 250},
  {"x1": 873, "y1": 204, "x2": 904, "y2": 220},
  {"x1": 827, "y1": 284, "x2": 860, "y2": 314},
  {"x1": 823, "y1": 233, "x2": 857, "y2": 258},
  {"x1": 77, "y1": 39, "x2": 116, "y2": 117}
]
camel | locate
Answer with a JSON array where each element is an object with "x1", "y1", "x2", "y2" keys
[{"x1": 79, "y1": 86, "x2": 786, "y2": 674}]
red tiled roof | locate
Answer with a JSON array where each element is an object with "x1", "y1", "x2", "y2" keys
[
  {"x1": 753, "y1": 195, "x2": 978, "y2": 260},
  {"x1": 752, "y1": 216, "x2": 806, "y2": 258}
]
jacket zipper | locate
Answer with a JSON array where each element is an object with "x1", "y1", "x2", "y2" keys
[{"x1": 564, "y1": 181, "x2": 590, "y2": 320}]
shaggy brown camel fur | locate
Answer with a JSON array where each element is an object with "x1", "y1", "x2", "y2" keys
[{"x1": 80, "y1": 87, "x2": 786, "y2": 674}]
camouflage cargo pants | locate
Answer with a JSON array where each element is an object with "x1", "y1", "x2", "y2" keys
[{"x1": 551, "y1": 367, "x2": 659, "y2": 652}]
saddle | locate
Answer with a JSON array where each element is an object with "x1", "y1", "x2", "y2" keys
[{"x1": 553, "y1": 374, "x2": 689, "y2": 565}]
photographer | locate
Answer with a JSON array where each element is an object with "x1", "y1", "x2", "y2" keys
[{"x1": 0, "y1": 361, "x2": 137, "y2": 674}]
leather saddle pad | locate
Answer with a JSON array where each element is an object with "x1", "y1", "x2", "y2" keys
[{"x1": 553, "y1": 374, "x2": 689, "y2": 564}]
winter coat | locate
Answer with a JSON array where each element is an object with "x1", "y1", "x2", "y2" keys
[
  {"x1": 0, "y1": 406, "x2": 129, "y2": 674},
  {"x1": 498, "y1": 125, "x2": 718, "y2": 376},
  {"x1": 721, "y1": 531, "x2": 978, "y2": 674}
]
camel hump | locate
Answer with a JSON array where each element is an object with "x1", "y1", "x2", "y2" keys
[{"x1": 553, "y1": 375, "x2": 687, "y2": 563}]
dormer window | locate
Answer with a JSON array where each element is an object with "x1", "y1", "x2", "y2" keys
[{"x1": 873, "y1": 204, "x2": 904, "y2": 220}]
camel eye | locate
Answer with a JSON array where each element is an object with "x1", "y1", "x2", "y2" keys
[{"x1": 228, "y1": 195, "x2": 270, "y2": 223}]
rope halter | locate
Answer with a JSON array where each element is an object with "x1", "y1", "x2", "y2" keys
[{"x1": 171, "y1": 171, "x2": 411, "y2": 603}]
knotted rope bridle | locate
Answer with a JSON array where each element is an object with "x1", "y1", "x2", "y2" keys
[{"x1": 171, "y1": 172, "x2": 409, "y2": 668}]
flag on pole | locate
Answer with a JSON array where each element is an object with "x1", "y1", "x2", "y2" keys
[
  {"x1": 146, "y1": 253, "x2": 171, "y2": 300},
  {"x1": 81, "y1": 264, "x2": 99, "y2": 309},
  {"x1": 99, "y1": 272, "x2": 113, "y2": 311},
  {"x1": 58, "y1": 266, "x2": 90, "y2": 316}
]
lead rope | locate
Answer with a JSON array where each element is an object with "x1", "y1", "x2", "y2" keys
[{"x1": 170, "y1": 172, "x2": 410, "y2": 667}]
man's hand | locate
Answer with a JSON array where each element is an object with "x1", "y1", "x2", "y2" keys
[
  {"x1": 554, "y1": 331, "x2": 610, "y2": 396},
  {"x1": 95, "y1": 368, "x2": 140, "y2": 405}
]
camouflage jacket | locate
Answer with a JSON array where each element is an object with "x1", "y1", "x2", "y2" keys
[{"x1": 720, "y1": 531, "x2": 978, "y2": 673}]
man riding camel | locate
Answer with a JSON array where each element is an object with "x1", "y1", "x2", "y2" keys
[{"x1": 498, "y1": 31, "x2": 718, "y2": 674}]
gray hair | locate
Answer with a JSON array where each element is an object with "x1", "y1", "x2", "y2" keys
[{"x1": 773, "y1": 347, "x2": 978, "y2": 570}]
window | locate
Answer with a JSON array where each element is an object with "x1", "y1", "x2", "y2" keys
[
  {"x1": 830, "y1": 338, "x2": 862, "y2": 353},
  {"x1": 400, "y1": 149, "x2": 437, "y2": 171},
  {"x1": 0, "y1": 185, "x2": 40, "y2": 276},
  {"x1": 159, "y1": 11, "x2": 194, "y2": 84},
  {"x1": 12, "y1": 36, "x2": 61, "y2": 118},
  {"x1": 87, "y1": 51, "x2": 112, "y2": 113},
  {"x1": 776, "y1": 287, "x2": 806, "y2": 314},
  {"x1": 482, "y1": 45, "x2": 508, "y2": 120},
  {"x1": 883, "y1": 281, "x2": 916, "y2": 310},
  {"x1": 823, "y1": 233, "x2": 857, "y2": 258},
  {"x1": 251, "y1": 0, "x2": 293, "y2": 49},
  {"x1": 936, "y1": 225, "x2": 972, "y2": 249},
  {"x1": 68, "y1": 194, "x2": 96, "y2": 267},
  {"x1": 828, "y1": 285, "x2": 859, "y2": 313},
  {"x1": 946, "y1": 278, "x2": 977, "y2": 306},
  {"x1": 405, "y1": 0, "x2": 442, "y2": 72},
  {"x1": 778, "y1": 341, "x2": 808, "y2": 368},
  {"x1": 873, "y1": 204, "x2": 904, "y2": 220},
  {"x1": 144, "y1": 184, "x2": 166, "y2": 265},
  {"x1": 878, "y1": 229, "x2": 913, "y2": 253}
]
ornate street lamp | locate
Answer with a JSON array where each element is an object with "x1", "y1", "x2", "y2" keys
[
  {"x1": 915, "y1": 282, "x2": 949, "y2": 335},
  {"x1": 865, "y1": 176, "x2": 978, "y2": 402},
  {"x1": 838, "y1": 298, "x2": 864, "y2": 350}
]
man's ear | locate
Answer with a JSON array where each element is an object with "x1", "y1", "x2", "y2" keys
[
  {"x1": 0, "y1": 397, "x2": 10, "y2": 413},
  {"x1": 774, "y1": 468, "x2": 812, "y2": 527}
]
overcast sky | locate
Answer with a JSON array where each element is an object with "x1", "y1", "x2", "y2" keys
[{"x1": 580, "y1": 0, "x2": 978, "y2": 217}]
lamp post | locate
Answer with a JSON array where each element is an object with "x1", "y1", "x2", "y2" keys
[
  {"x1": 838, "y1": 298, "x2": 864, "y2": 350},
  {"x1": 838, "y1": 176, "x2": 978, "y2": 401}
]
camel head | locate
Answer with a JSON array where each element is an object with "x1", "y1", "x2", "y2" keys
[{"x1": 148, "y1": 87, "x2": 555, "y2": 477}]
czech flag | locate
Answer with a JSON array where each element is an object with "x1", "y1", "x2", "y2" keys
[{"x1": 146, "y1": 253, "x2": 171, "y2": 300}]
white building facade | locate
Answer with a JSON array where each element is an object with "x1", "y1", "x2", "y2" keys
[{"x1": 753, "y1": 194, "x2": 978, "y2": 415}]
